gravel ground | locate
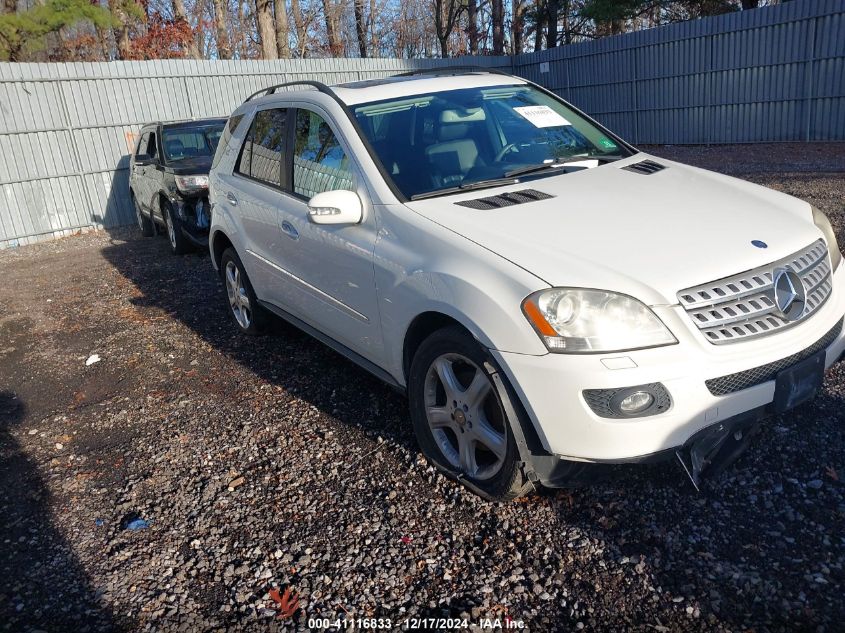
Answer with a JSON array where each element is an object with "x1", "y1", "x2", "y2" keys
[{"x1": 1, "y1": 144, "x2": 844, "y2": 633}]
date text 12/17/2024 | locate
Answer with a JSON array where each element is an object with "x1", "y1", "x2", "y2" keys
[{"x1": 307, "y1": 617, "x2": 527, "y2": 630}]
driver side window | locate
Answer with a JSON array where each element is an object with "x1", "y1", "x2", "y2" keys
[{"x1": 292, "y1": 109, "x2": 354, "y2": 198}]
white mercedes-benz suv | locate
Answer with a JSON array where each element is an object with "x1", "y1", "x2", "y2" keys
[{"x1": 208, "y1": 69, "x2": 844, "y2": 500}]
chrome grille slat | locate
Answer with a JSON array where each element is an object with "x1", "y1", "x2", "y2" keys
[{"x1": 678, "y1": 239, "x2": 833, "y2": 344}]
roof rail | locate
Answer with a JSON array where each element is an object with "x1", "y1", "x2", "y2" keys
[
  {"x1": 243, "y1": 80, "x2": 335, "y2": 103},
  {"x1": 392, "y1": 65, "x2": 512, "y2": 78}
]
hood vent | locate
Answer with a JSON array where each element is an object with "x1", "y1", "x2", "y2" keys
[
  {"x1": 622, "y1": 160, "x2": 666, "y2": 175},
  {"x1": 455, "y1": 188, "x2": 553, "y2": 210}
]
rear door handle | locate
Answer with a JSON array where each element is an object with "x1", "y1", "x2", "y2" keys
[{"x1": 226, "y1": 192, "x2": 238, "y2": 206}]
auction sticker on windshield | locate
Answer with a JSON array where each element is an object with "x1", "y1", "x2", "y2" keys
[{"x1": 513, "y1": 105, "x2": 571, "y2": 128}]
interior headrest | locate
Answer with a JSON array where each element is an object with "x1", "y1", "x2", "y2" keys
[{"x1": 440, "y1": 108, "x2": 486, "y2": 123}]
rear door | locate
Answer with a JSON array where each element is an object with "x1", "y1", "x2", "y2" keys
[
  {"x1": 145, "y1": 129, "x2": 165, "y2": 221},
  {"x1": 224, "y1": 107, "x2": 292, "y2": 304},
  {"x1": 131, "y1": 130, "x2": 152, "y2": 210}
]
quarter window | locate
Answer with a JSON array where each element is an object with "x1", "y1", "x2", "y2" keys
[
  {"x1": 136, "y1": 132, "x2": 149, "y2": 156},
  {"x1": 147, "y1": 132, "x2": 158, "y2": 161},
  {"x1": 236, "y1": 109, "x2": 286, "y2": 188},
  {"x1": 293, "y1": 110, "x2": 354, "y2": 198},
  {"x1": 212, "y1": 114, "x2": 244, "y2": 170}
]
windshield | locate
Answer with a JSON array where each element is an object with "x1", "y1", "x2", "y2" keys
[
  {"x1": 353, "y1": 84, "x2": 631, "y2": 199},
  {"x1": 162, "y1": 123, "x2": 225, "y2": 163}
]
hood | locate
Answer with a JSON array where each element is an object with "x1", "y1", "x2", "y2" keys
[
  {"x1": 405, "y1": 154, "x2": 821, "y2": 305},
  {"x1": 167, "y1": 156, "x2": 213, "y2": 176}
]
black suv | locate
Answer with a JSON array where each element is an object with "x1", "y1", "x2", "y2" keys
[{"x1": 130, "y1": 118, "x2": 226, "y2": 254}]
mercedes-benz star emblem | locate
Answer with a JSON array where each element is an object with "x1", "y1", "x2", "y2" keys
[{"x1": 772, "y1": 268, "x2": 806, "y2": 321}]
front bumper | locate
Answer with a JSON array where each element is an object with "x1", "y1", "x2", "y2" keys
[
  {"x1": 173, "y1": 195, "x2": 211, "y2": 245},
  {"x1": 493, "y1": 264, "x2": 845, "y2": 463}
]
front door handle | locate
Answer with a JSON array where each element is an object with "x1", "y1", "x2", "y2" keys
[
  {"x1": 226, "y1": 192, "x2": 238, "y2": 206},
  {"x1": 281, "y1": 220, "x2": 299, "y2": 240}
]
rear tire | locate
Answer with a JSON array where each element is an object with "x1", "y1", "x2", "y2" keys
[
  {"x1": 220, "y1": 247, "x2": 266, "y2": 336},
  {"x1": 133, "y1": 194, "x2": 154, "y2": 237},
  {"x1": 163, "y1": 202, "x2": 190, "y2": 255},
  {"x1": 408, "y1": 325, "x2": 533, "y2": 501}
]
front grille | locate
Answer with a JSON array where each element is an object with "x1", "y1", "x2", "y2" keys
[
  {"x1": 705, "y1": 318, "x2": 843, "y2": 396},
  {"x1": 678, "y1": 239, "x2": 833, "y2": 344}
]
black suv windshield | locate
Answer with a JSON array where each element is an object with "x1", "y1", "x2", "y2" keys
[
  {"x1": 353, "y1": 84, "x2": 631, "y2": 200},
  {"x1": 162, "y1": 123, "x2": 225, "y2": 163}
]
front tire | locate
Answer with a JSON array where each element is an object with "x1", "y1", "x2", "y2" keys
[
  {"x1": 220, "y1": 248, "x2": 266, "y2": 335},
  {"x1": 163, "y1": 202, "x2": 190, "y2": 255},
  {"x1": 408, "y1": 325, "x2": 532, "y2": 501}
]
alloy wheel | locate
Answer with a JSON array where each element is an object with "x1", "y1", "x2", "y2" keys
[
  {"x1": 423, "y1": 353, "x2": 508, "y2": 480},
  {"x1": 225, "y1": 261, "x2": 252, "y2": 330}
]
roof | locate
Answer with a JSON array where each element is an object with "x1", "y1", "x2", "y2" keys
[
  {"x1": 332, "y1": 72, "x2": 527, "y2": 106},
  {"x1": 141, "y1": 117, "x2": 227, "y2": 130},
  {"x1": 242, "y1": 69, "x2": 528, "y2": 109}
]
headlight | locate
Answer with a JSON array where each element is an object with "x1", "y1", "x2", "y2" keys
[
  {"x1": 175, "y1": 174, "x2": 209, "y2": 194},
  {"x1": 522, "y1": 288, "x2": 677, "y2": 353},
  {"x1": 812, "y1": 205, "x2": 842, "y2": 271}
]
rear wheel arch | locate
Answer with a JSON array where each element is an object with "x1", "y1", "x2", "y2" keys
[{"x1": 211, "y1": 230, "x2": 234, "y2": 270}]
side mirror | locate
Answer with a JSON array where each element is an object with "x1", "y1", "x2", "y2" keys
[
  {"x1": 135, "y1": 153, "x2": 152, "y2": 166},
  {"x1": 307, "y1": 190, "x2": 363, "y2": 225}
]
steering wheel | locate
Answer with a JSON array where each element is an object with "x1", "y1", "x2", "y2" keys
[{"x1": 495, "y1": 143, "x2": 519, "y2": 162}]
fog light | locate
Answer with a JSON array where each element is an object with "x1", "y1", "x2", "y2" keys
[
  {"x1": 583, "y1": 383, "x2": 671, "y2": 419},
  {"x1": 618, "y1": 391, "x2": 654, "y2": 413}
]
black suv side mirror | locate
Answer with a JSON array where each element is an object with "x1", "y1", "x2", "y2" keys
[{"x1": 135, "y1": 153, "x2": 153, "y2": 166}]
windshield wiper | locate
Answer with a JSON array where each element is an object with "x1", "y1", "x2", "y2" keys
[
  {"x1": 409, "y1": 176, "x2": 519, "y2": 201},
  {"x1": 409, "y1": 154, "x2": 628, "y2": 201},
  {"x1": 504, "y1": 154, "x2": 626, "y2": 179}
]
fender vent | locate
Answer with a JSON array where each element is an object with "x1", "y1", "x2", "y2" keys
[
  {"x1": 622, "y1": 160, "x2": 666, "y2": 175},
  {"x1": 455, "y1": 188, "x2": 553, "y2": 210}
]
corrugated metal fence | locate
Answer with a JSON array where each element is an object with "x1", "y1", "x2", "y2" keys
[{"x1": 0, "y1": 0, "x2": 842, "y2": 247}]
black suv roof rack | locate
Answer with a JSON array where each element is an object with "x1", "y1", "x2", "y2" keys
[{"x1": 244, "y1": 80, "x2": 335, "y2": 103}]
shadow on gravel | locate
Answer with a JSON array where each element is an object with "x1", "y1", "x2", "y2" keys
[
  {"x1": 100, "y1": 230, "x2": 416, "y2": 450},
  {"x1": 0, "y1": 391, "x2": 120, "y2": 632},
  {"x1": 100, "y1": 230, "x2": 845, "y2": 630},
  {"x1": 548, "y1": 384, "x2": 845, "y2": 630}
]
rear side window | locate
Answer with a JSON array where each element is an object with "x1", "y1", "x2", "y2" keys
[
  {"x1": 147, "y1": 132, "x2": 159, "y2": 161},
  {"x1": 136, "y1": 133, "x2": 149, "y2": 156},
  {"x1": 236, "y1": 109, "x2": 286, "y2": 188},
  {"x1": 292, "y1": 109, "x2": 354, "y2": 198},
  {"x1": 212, "y1": 114, "x2": 244, "y2": 170}
]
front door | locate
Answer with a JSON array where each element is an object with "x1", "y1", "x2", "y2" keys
[{"x1": 269, "y1": 106, "x2": 383, "y2": 361}]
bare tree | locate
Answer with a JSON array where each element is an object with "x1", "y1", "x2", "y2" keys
[
  {"x1": 110, "y1": 0, "x2": 133, "y2": 60},
  {"x1": 368, "y1": 0, "x2": 379, "y2": 56},
  {"x1": 545, "y1": 0, "x2": 558, "y2": 47},
  {"x1": 212, "y1": 0, "x2": 232, "y2": 58},
  {"x1": 322, "y1": 0, "x2": 343, "y2": 56},
  {"x1": 512, "y1": 0, "x2": 526, "y2": 53},
  {"x1": 491, "y1": 0, "x2": 504, "y2": 54},
  {"x1": 432, "y1": 0, "x2": 463, "y2": 58},
  {"x1": 290, "y1": 0, "x2": 306, "y2": 55},
  {"x1": 466, "y1": 0, "x2": 479, "y2": 54},
  {"x1": 255, "y1": 0, "x2": 278, "y2": 58},
  {"x1": 354, "y1": 0, "x2": 367, "y2": 57},
  {"x1": 275, "y1": 0, "x2": 290, "y2": 56},
  {"x1": 533, "y1": 0, "x2": 545, "y2": 51},
  {"x1": 172, "y1": 0, "x2": 200, "y2": 57}
]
